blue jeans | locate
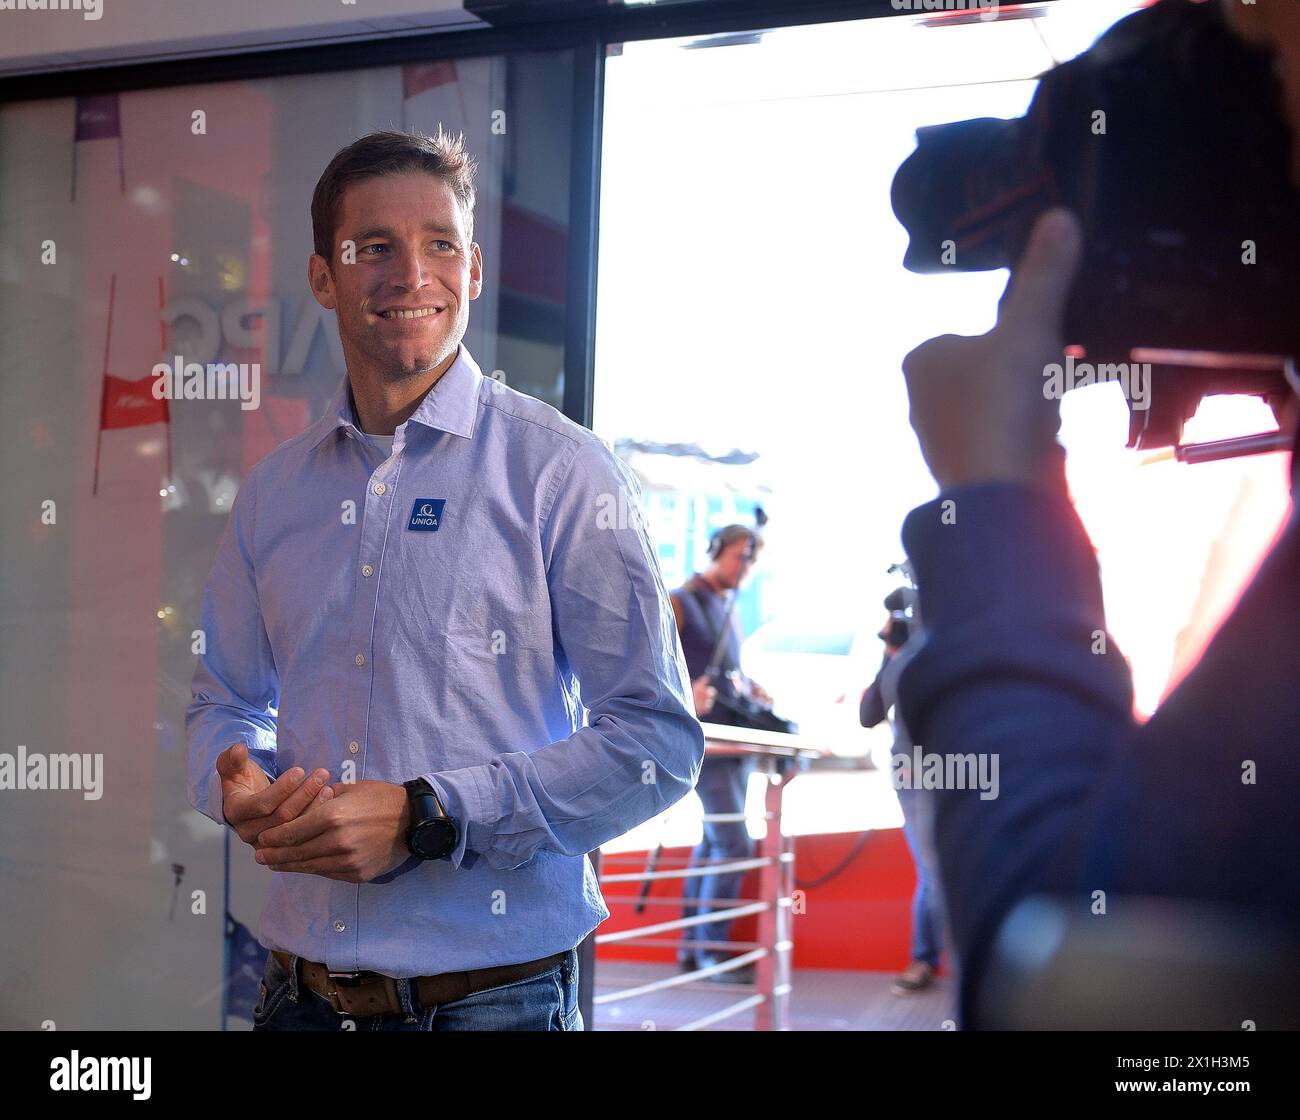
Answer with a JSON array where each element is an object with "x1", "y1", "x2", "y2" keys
[
  {"x1": 897, "y1": 785, "x2": 944, "y2": 968},
  {"x1": 251, "y1": 947, "x2": 583, "y2": 1031},
  {"x1": 680, "y1": 756, "x2": 754, "y2": 964}
]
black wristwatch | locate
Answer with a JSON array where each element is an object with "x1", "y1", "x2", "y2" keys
[{"x1": 403, "y1": 777, "x2": 459, "y2": 860}]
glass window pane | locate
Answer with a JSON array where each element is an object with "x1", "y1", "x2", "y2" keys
[{"x1": 0, "y1": 44, "x2": 576, "y2": 1026}]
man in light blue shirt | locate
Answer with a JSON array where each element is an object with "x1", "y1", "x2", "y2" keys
[{"x1": 186, "y1": 128, "x2": 703, "y2": 1031}]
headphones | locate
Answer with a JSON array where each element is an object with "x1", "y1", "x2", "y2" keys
[
  {"x1": 708, "y1": 508, "x2": 767, "y2": 561},
  {"x1": 707, "y1": 529, "x2": 727, "y2": 561}
]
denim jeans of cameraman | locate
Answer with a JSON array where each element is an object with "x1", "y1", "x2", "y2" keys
[
  {"x1": 679, "y1": 755, "x2": 755, "y2": 966},
  {"x1": 250, "y1": 946, "x2": 583, "y2": 1031}
]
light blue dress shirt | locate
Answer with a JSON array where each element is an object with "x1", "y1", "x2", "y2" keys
[{"x1": 186, "y1": 344, "x2": 703, "y2": 977}]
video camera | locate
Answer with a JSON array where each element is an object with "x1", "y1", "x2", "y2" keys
[
  {"x1": 891, "y1": 0, "x2": 1300, "y2": 457},
  {"x1": 878, "y1": 585, "x2": 918, "y2": 650},
  {"x1": 877, "y1": 562, "x2": 919, "y2": 650}
]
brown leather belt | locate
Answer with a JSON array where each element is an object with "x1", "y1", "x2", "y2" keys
[{"x1": 273, "y1": 949, "x2": 567, "y2": 1018}]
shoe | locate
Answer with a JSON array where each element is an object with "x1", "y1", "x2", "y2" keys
[
  {"x1": 706, "y1": 965, "x2": 755, "y2": 985},
  {"x1": 891, "y1": 961, "x2": 936, "y2": 995},
  {"x1": 695, "y1": 953, "x2": 756, "y2": 985}
]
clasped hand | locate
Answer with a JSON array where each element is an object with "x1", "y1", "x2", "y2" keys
[{"x1": 216, "y1": 743, "x2": 412, "y2": 882}]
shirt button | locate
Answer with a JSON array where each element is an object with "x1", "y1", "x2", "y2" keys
[
  {"x1": 348, "y1": 741, "x2": 360, "y2": 754},
  {"x1": 333, "y1": 920, "x2": 347, "y2": 933},
  {"x1": 361, "y1": 563, "x2": 374, "y2": 578},
  {"x1": 355, "y1": 653, "x2": 366, "y2": 667},
  {"x1": 373, "y1": 482, "x2": 386, "y2": 496}
]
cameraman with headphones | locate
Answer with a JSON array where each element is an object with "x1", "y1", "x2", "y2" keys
[
  {"x1": 896, "y1": 0, "x2": 1300, "y2": 1029},
  {"x1": 669, "y1": 524, "x2": 772, "y2": 981}
]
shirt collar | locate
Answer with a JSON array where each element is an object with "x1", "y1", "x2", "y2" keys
[{"x1": 308, "y1": 342, "x2": 484, "y2": 451}]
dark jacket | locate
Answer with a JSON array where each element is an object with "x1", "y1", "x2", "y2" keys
[{"x1": 898, "y1": 427, "x2": 1300, "y2": 1027}]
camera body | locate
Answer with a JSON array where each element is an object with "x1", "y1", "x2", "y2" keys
[
  {"x1": 891, "y1": 0, "x2": 1300, "y2": 450},
  {"x1": 879, "y1": 585, "x2": 918, "y2": 649}
]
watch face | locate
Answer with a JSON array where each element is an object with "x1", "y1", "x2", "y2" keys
[{"x1": 411, "y1": 818, "x2": 457, "y2": 859}]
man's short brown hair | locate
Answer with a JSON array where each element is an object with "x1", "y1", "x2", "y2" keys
[{"x1": 310, "y1": 127, "x2": 478, "y2": 267}]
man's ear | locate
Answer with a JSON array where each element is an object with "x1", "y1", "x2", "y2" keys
[
  {"x1": 469, "y1": 242, "x2": 484, "y2": 301},
  {"x1": 308, "y1": 254, "x2": 337, "y2": 310}
]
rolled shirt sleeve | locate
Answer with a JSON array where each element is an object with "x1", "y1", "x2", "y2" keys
[
  {"x1": 424, "y1": 438, "x2": 705, "y2": 871},
  {"x1": 186, "y1": 465, "x2": 281, "y2": 826}
]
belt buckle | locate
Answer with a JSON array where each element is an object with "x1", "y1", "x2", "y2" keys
[{"x1": 326, "y1": 969, "x2": 367, "y2": 1016}]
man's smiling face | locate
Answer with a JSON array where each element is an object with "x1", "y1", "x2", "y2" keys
[{"x1": 310, "y1": 170, "x2": 482, "y2": 385}]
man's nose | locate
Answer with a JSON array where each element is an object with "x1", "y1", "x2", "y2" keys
[{"x1": 389, "y1": 245, "x2": 431, "y2": 290}]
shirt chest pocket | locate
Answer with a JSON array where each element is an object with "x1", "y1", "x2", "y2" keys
[
  {"x1": 385, "y1": 504, "x2": 553, "y2": 657},
  {"x1": 446, "y1": 551, "x2": 555, "y2": 656}
]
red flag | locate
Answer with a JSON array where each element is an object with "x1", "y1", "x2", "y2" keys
[
  {"x1": 93, "y1": 274, "x2": 172, "y2": 494},
  {"x1": 100, "y1": 374, "x2": 169, "y2": 430}
]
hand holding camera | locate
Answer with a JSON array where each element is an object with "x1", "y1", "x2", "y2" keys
[{"x1": 902, "y1": 207, "x2": 1083, "y2": 493}]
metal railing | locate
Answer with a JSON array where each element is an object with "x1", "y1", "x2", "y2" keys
[{"x1": 590, "y1": 725, "x2": 822, "y2": 1031}]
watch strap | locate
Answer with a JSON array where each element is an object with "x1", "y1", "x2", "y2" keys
[{"x1": 403, "y1": 777, "x2": 446, "y2": 819}]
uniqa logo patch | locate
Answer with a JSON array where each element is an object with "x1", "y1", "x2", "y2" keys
[{"x1": 407, "y1": 498, "x2": 446, "y2": 532}]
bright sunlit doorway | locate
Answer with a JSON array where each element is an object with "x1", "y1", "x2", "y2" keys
[{"x1": 592, "y1": 0, "x2": 1294, "y2": 855}]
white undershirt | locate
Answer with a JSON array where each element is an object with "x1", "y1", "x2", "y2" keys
[{"x1": 362, "y1": 431, "x2": 396, "y2": 455}]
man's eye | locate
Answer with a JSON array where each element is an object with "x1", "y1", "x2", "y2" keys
[
  {"x1": 434, "y1": 240, "x2": 453, "y2": 251},
  {"x1": 361, "y1": 244, "x2": 386, "y2": 255}
]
